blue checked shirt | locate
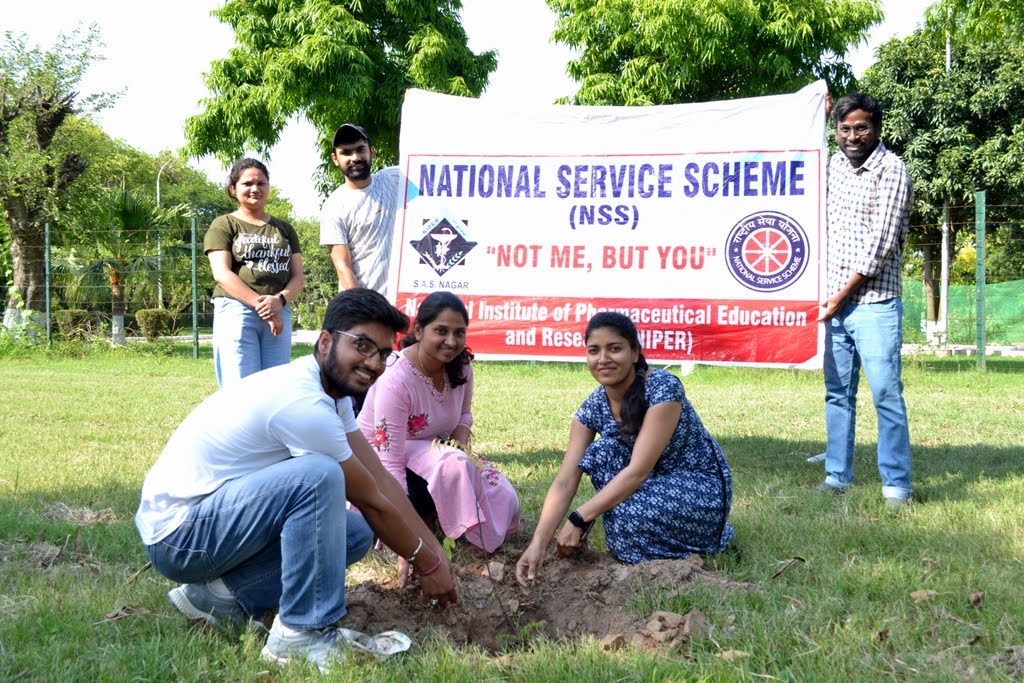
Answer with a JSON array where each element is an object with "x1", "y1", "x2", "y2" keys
[{"x1": 826, "y1": 142, "x2": 913, "y2": 303}]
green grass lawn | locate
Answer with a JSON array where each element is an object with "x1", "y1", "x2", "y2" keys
[{"x1": 1, "y1": 342, "x2": 1023, "y2": 682}]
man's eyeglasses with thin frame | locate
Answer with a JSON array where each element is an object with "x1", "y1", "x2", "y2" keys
[
  {"x1": 837, "y1": 124, "x2": 874, "y2": 137},
  {"x1": 332, "y1": 330, "x2": 397, "y2": 366}
]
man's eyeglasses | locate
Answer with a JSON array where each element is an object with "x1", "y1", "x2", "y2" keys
[
  {"x1": 837, "y1": 124, "x2": 873, "y2": 137},
  {"x1": 332, "y1": 330, "x2": 397, "y2": 366}
]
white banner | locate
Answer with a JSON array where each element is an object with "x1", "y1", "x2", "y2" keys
[{"x1": 389, "y1": 81, "x2": 828, "y2": 367}]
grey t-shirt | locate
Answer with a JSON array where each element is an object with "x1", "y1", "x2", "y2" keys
[{"x1": 319, "y1": 167, "x2": 402, "y2": 298}]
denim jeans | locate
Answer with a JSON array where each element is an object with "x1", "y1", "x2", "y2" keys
[
  {"x1": 145, "y1": 454, "x2": 373, "y2": 630},
  {"x1": 212, "y1": 297, "x2": 292, "y2": 388},
  {"x1": 823, "y1": 297, "x2": 912, "y2": 500}
]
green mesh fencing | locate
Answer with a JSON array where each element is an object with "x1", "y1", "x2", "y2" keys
[{"x1": 903, "y1": 279, "x2": 1024, "y2": 345}]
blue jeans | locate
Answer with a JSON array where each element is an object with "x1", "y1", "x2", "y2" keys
[
  {"x1": 212, "y1": 297, "x2": 292, "y2": 388},
  {"x1": 145, "y1": 455, "x2": 373, "y2": 630},
  {"x1": 823, "y1": 298, "x2": 912, "y2": 500}
]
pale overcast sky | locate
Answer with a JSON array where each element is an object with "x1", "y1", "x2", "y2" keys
[{"x1": 4, "y1": 0, "x2": 933, "y2": 218}]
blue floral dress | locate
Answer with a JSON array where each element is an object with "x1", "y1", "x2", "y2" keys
[{"x1": 576, "y1": 369, "x2": 734, "y2": 563}]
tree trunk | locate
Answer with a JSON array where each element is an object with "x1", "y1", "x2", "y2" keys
[
  {"x1": 922, "y1": 242, "x2": 939, "y2": 323},
  {"x1": 109, "y1": 264, "x2": 127, "y2": 346},
  {"x1": 4, "y1": 213, "x2": 47, "y2": 325}
]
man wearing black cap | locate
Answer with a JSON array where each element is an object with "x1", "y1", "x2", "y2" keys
[{"x1": 319, "y1": 124, "x2": 402, "y2": 299}]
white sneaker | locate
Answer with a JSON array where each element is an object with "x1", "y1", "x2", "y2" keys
[
  {"x1": 806, "y1": 452, "x2": 826, "y2": 463},
  {"x1": 167, "y1": 583, "x2": 243, "y2": 626},
  {"x1": 261, "y1": 616, "x2": 349, "y2": 672}
]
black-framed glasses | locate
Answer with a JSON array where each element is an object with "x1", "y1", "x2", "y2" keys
[
  {"x1": 332, "y1": 330, "x2": 397, "y2": 366},
  {"x1": 837, "y1": 124, "x2": 873, "y2": 137}
]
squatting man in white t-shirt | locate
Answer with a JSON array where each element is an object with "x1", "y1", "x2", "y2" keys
[
  {"x1": 135, "y1": 289, "x2": 458, "y2": 672},
  {"x1": 320, "y1": 123, "x2": 402, "y2": 298}
]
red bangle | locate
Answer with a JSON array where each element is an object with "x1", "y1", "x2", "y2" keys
[{"x1": 415, "y1": 556, "x2": 444, "y2": 578}]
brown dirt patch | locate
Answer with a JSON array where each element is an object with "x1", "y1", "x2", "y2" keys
[{"x1": 341, "y1": 538, "x2": 752, "y2": 653}]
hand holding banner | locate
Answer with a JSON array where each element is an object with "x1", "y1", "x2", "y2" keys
[{"x1": 389, "y1": 81, "x2": 829, "y2": 367}]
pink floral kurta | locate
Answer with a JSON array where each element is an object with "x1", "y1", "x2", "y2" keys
[{"x1": 357, "y1": 354, "x2": 520, "y2": 552}]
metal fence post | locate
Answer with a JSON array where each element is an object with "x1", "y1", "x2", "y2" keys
[
  {"x1": 975, "y1": 191, "x2": 986, "y2": 370},
  {"x1": 45, "y1": 222, "x2": 52, "y2": 346},
  {"x1": 192, "y1": 217, "x2": 199, "y2": 360}
]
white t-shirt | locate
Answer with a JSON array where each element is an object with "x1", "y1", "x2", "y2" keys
[
  {"x1": 135, "y1": 355, "x2": 358, "y2": 545},
  {"x1": 319, "y1": 167, "x2": 402, "y2": 298}
]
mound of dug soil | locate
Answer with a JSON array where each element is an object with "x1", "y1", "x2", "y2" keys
[{"x1": 342, "y1": 540, "x2": 751, "y2": 653}]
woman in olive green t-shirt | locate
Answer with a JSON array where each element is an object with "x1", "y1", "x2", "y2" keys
[{"x1": 204, "y1": 158, "x2": 304, "y2": 388}]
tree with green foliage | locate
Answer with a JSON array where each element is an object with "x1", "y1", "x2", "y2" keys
[
  {"x1": 56, "y1": 128, "x2": 234, "y2": 231},
  {"x1": 64, "y1": 189, "x2": 188, "y2": 345},
  {"x1": 288, "y1": 216, "x2": 336, "y2": 329},
  {"x1": 185, "y1": 0, "x2": 497, "y2": 190},
  {"x1": 860, "y1": 18, "x2": 1024, "y2": 319},
  {"x1": 546, "y1": 0, "x2": 883, "y2": 106},
  {"x1": 153, "y1": 154, "x2": 236, "y2": 230},
  {"x1": 0, "y1": 26, "x2": 113, "y2": 326},
  {"x1": 924, "y1": 0, "x2": 1023, "y2": 40},
  {"x1": 42, "y1": 128, "x2": 234, "y2": 325}
]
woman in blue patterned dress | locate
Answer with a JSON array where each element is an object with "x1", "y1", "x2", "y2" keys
[{"x1": 516, "y1": 312, "x2": 734, "y2": 585}]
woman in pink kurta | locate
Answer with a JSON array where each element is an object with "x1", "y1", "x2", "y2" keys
[{"x1": 357, "y1": 292, "x2": 520, "y2": 554}]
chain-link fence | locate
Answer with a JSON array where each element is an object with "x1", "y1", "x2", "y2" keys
[
  {"x1": 3, "y1": 202, "x2": 1023, "y2": 348},
  {"x1": 902, "y1": 198, "x2": 1024, "y2": 346}
]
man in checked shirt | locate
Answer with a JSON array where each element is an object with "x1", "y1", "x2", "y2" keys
[{"x1": 816, "y1": 92, "x2": 914, "y2": 507}]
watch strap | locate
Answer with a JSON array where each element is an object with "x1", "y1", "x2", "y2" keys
[
  {"x1": 278, "y1": 293, "x2": 287, "y2": 306},
  {"x1": 568, "y1": 510, "x2": 595, "y2": 541},
  {"x1": 567, "y1": 510, "x2": 588, "y2": 528}
]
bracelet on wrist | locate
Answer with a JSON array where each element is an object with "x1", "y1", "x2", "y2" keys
[
  {"x1": 278, "y1": 292, "x2": 287, "y2": 306},
  {"x1": 415, "y1": 555, "x2": 444, "y2": 578},
  {"x1": 405, "y1": 537, "x2": 424, "y2": 564}
]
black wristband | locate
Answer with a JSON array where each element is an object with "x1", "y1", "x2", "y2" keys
[
  {"x1": 568, "y1": 510, "x2": 595, "y2": 541},
  {"x1": 278, "y1": 293, "x2": 287, "y2": 306},
  {"x1": 568, "y1": 510, "x2": 588, "y2": 528}
]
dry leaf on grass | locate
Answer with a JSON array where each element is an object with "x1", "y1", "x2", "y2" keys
[
  {"x1": 126, "y1": 561, "x2": 152, "y2": 585},
  {"x1": 72, "y1": 529, "x2": 85, "y2": 554},
  {"x1": 910, "y1": 589, "x2": 937, "y2": 603},
  {"x1": 718, "y1": 649, "x2": 751, "y2": 662},
  {"x1": 99, "y1": 605, "x2": 152, "y2": 623},
  {"x1": 783, "y1": 595, "x2": 806, "y2": 609},
  {"x1": 878, "y1": 628, "x2": 892, "y2": 642},
  {"x1": 770, "y1": 556, "x2": 806, "y2": 580},
  {"x1": 968, "y1": 590, "x2": 985, "y2": 607}
]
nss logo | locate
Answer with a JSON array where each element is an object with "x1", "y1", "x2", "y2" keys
[{"x1": 725, "y1": 211, "x2": 808, "y2": 293}]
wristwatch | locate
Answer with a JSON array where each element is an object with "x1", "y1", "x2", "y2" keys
[
  {"x1": 278, "y1": 293, "x2": 287, "y2": 306},
  {"x1": 567, "y1": 510, "x2": 595, "y2": 541}
]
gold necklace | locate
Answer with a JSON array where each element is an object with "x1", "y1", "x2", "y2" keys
[{"x1": 416, "y1": 347, "x2": 445, "y2": 392}]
